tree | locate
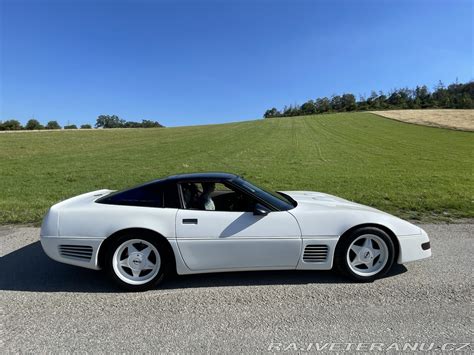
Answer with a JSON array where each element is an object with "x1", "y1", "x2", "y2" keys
[
  {"x1": 330, "y1": 95, "x2": 343, "y2": 111},
  {"x1": 415, "y1": 85, "x2": 431, "y2": 108},
  {"x1": 264, "y1": 108, "x2": 281, "y2": 118},
  {"x1": 377, "y1": 91, "x2": 388, "y2": 109},
  {"x1": 341, "y1": 94, "x2": 357, "y2": 111},
  {"x1": 80, "y1": 124, "x2": 92, "y2": 129},
  {"x1": 387, "y1": 90, "x2": 407, "y2": 108},
  {"x1": 25, "y1": 119, "x2": 43, "y2": 130},
  {"x1": 446, "y1": 81, "x2": 474, "y2": 109},
  {"x1": 432, "y1": 81, "x2": 449, "y2": 108},
  {"x1": 283, "y1": 105, "x2": 301, "y2": 117},
  {"x1": 95, "y1": 115, "x2": 126, "y2": 128},
  {"x1": 300, "y1": 100, "x2": 317, "y2": 115},
  {"x1": 140, "y1": 120, "x2": 164, "y2": 128},
  {"x1": 45, "y1": 121, "x2": 61, "y2": 130},
  {"x1": 315, "y1": 97, "x2": 331, "y2": 113},
  {"x1": 455, "y1": 92, "x2": 473, "y2": 109},
  {"x1": 64, "y1": 124, "x2": 77, "y2": 129},
  {"x1": 124, "y1": 121, "x2": 142, "y2": 128},
  {"x1": 356, "y1": 95, "x2": 368, "y2": 111},
  {"x1": 0, "y1": 119, "x2": 22, "y2": 131}
]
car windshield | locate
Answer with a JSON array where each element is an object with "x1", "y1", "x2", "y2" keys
[{"x1": 233, "y1": 177, "x2": 296, "y2": 211}]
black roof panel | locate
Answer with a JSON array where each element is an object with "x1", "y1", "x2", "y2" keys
[{"x1": 165, "y1": 172, "x2": 238, "y2": 182}]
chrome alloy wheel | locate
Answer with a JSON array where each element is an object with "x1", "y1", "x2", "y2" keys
[
  {"x1": 112, "y1": 239, "x2": 161, "y2": 285},
  {"x1": 346, "y1": 234, "x2": 389, "y2": 277}
]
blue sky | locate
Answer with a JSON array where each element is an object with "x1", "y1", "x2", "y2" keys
[{"x1": 1, "y1": 0, "x2": 472, "y2": 127}]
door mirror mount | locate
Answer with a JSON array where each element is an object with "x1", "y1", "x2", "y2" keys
[{"x1": 253, "y1": 203, "x2": 270, "y2": 216}]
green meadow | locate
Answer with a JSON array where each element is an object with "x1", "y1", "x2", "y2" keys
[{"x1": 0, "y1": 112, "x2": 472, "y2": 224}]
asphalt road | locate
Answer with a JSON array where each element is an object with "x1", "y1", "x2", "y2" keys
[{"x1": 1, "y1": 224, "x2": 472, "y2": 353}]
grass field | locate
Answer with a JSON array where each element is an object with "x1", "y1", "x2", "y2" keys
[{"x1": 0, "y1": 112, "x2": 473, "y2": 224}]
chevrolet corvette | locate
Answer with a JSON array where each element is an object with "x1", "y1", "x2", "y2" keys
[{"x1": 40, "y1": 172, "x2": 431, "y2": 291}]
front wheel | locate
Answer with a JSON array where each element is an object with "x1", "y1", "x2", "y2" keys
[
  {"x1": 334, "y1": 227, "x2": 395, "y2": 282},
  {"x1": 105, "y1": 233, "x2": 168, "y2": 291}
]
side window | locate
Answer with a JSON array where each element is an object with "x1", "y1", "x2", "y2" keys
[
  {"x1": 98, "y1": 184, "x2": 163, "y2": 208},
  {"x1": 162, "y1": 183, "x2": 180, "y2": 208},
  {"x1": 180, "y1": 182, "x2": 256, "y2": 212}
]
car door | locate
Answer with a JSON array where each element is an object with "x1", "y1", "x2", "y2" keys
[{"x1": 175, "y1": 182, "x2": 302, "y2": 271}]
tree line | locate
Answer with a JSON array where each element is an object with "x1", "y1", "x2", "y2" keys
[
  {"x1": 0, "y1": 115, "x2": 164, "y2": 131},
  {"x1": 263, "y1": 81, "x2": 474, "y2": 118},
  {"x1": 94, "y1": 115, "x2": 164, "y2": 129}
]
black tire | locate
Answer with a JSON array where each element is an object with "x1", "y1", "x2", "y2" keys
[
  {"x1": 334, "y1": 226, "x2": 395, "y2": 282},
  {"x1": 105, "y1": 232, "x2": 169, "y2": 291}
]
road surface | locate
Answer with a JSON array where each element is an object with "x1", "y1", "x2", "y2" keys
[{"x1": 0, "y1": 224, "x2": 472, "y2": 352}]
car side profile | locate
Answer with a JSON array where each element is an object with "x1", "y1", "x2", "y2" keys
[{"x1": 40, "y1": 172, "x2": 431, "y2": 291}]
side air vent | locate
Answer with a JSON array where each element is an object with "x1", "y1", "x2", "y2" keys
[
  {"x1": 303, "y1": 245, "x2": 329, "y2": 262},
  {"x1": 59, "y1": 245, "x2": 93, "y2": 261}
]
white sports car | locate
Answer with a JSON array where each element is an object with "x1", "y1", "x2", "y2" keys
[{"x1": 40, "y1": 172, "x2": 431, "y2": 291}]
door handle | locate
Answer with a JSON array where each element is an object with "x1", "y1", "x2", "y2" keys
[{"x1": 182, "y1": 218, "x2": 198, "y2": 225}]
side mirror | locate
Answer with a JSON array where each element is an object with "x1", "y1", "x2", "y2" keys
[{"x1": 253, "y1": 203, "x2": 270, "y2": 216}]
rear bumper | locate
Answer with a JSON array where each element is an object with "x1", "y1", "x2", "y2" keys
[
  {"x1": 397, "y1": 229, "x2": 432, "y2": 264},
  {"x1": 40, "y1": 235, "x2": 103, "y2": 270}
]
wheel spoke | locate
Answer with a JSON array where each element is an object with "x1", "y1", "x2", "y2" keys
[
  {"x1": 372, "y1": 249, "x2": 381, "y2": 258},
  {"x1": 127, "y1": 244, "x2": 139, "y2": 255},
  {"x1": 141, "y1": 246, "x2": 153, "y2": 259},
  {"x1": 119, "y1": 258, "x2": 129, "y2": 267},
  {"x1": 350, "y1": 244, "x2": 363, "y2": 254},
  {"x1": 362, "y1": 237, "x2": 373, "y2": 249},
  {"x1": 143, "y1": 260, "x2": 156, "y2": 270},
  {"x1": 131, "y1": 268, "x2": 141, "y2": 277},
  {"x1": 351, "y1": 258, "x2": 365, "y2": 267}
]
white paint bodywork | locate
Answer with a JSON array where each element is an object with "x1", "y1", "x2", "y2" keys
[
  {"x1": 40, "y1": 189, "x2": 431, "y2": 274},
  {"x1": 176, "y1": 209, "x2": 301, "y2": 271}
]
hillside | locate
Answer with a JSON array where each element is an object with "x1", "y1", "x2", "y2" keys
[{"x1": 0, "y1": 112, "x2": 472, "y2": 224}]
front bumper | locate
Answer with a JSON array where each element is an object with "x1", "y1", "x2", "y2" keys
[
  {"x1": 396, "y1": 229, "x2": 432, "y2": 264},
  {"x1": 40, "y1": 235, "x2": 103, "y2": 270}
]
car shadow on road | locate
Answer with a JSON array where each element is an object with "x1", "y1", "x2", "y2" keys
[{"x1": 0, "y1": 241, "x2": 407, "y2": 293}]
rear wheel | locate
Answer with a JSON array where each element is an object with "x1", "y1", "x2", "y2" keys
[
  {"x1": 335, "y1": 227, "x2": 395, "y2": 282},
  {"x1": 105, "y1": 233, "x2": 168, "y2": 291}
]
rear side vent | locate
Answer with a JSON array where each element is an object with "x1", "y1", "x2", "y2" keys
[
  {"x1": 303, "y1": 245, "x2": 329, "y2": 262},
  {"x1": 58, "y1": 245, "x2": 93, "y2": 261}
]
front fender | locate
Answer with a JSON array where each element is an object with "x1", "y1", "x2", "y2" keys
[{"x1": 289, "y1": 208, "x2": 421, "y2": 237}]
